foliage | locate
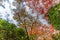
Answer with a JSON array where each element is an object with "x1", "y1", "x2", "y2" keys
[
  {"x1": 13, "y1": 9, "x2": 34, "y2": 26},
  {"x1": 29, "y1": 34, "x2": 37, "y2": 40},
  {"x1": 17, "y1": 0, "x2": 22, "y2": 3},
  {"x1": 14, "y1": 28, "x2": 27, "y2": 40},
  {"x1": 0, "y1": 19, "x2": 27, "y2": 40},
  {"x1": 13, "y1": 8, "x2": 35, "y2": 40},
  {"x1": 47, "y1": 3, "x2": 60, "y2": 30},
  {"x1": 52, "y1": 31, "x2": 60, "y2": 40}
]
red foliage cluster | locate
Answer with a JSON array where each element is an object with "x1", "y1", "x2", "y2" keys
[
  {"x1": 25, "y1": 0, "x2": 52, "y2": 14},
  {"x1": 25, "y1": 0, "x2": 58, "y2": 37}
]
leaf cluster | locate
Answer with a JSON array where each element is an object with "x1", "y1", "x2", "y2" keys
[
  {"x1": 0, "y1": 19, "x2": 27, "y2": 40},
  {"x1": 47, "y1": 3, "x2": 60, "y2": 30}
]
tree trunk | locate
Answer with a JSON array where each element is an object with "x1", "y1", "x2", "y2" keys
[{"x1": 25, "y1": 26, "x2": 29, "y2": 40}]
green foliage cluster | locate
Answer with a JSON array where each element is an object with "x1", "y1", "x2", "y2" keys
[
  {"x1": 29, "y1": 34, "x2": 37, "y2": 40},
  {"x1": 52, "y1": 31, "x2": 60, "y2": 40},
  {"x1": 47, "y1": 3, "x2": 60, "y2": 30},
  {"x1": 0, "y1": 19, "x2": 27, "y2": 40}
]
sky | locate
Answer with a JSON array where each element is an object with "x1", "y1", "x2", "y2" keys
[{"x1": 0, "y1": 0, "x2": 18, "y2": 26}]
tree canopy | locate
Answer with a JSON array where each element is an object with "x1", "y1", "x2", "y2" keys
[
  {"x1": 47, "y1": 3, "x2": 60, "y2": 30},
  {"x1": 0, "y1": 19, "x2": 27, "y2": 40}
]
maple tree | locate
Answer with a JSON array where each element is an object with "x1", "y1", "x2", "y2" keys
[
  {"x1": 25, "y1": 0, "x2": 52, "y2": 14},
  {"x1": 13, "y1": 8, "x2": 36, "y2": 40},
  {"x1": 13, "y1": 0, "x2": 60, "y2": 40}
]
